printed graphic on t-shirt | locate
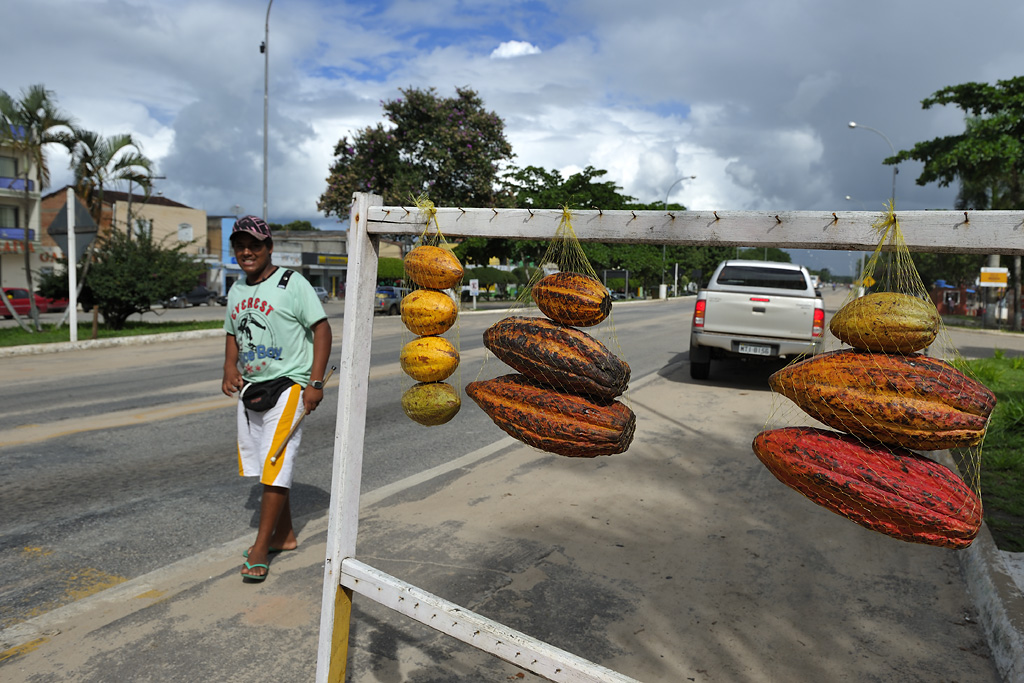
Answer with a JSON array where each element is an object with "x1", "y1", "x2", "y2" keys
[{"x1": 234, "y1": 299, "x2": 285, "y2": 374}]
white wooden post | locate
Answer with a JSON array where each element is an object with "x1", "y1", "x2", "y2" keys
[
  {"x1": 317, "y1": 195, "x2": 1024, "y2": 682},
  {"x1": 316, "y1": 192, "x2": 381, "y2": 682}
]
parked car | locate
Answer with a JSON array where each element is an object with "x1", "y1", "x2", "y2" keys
[
  {"x1": 313, "y1": 286, "x2": 329, "y2": 303},
  {"x1": 164, "y1": 285, "x2": 218, "y2": 308},
  {"x1": 45, "y1": 296, "x2": 69, "y2": 313},
  {"x1": 2, "y1": 288, "x2": 49, "y2": 318},
  {"x1": 374, "y1": 286, "x2": 409, "y2": 315}
]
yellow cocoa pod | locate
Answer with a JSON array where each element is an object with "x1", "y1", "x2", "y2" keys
[
  {"x1": 400, "y1": 335, "x2": 460, "y2": 382},
  {"x1": 829, "y1": 292, "x2": 940, "y2": 353},
  {"x1": 401, "y1": 289, "x2": 458, "y2": 336},
  {"x1": 402, "y1": 382, "x2": 461, "y2": 426},
  {"x1": 404, "y1": 246, "x2": 464, "y2": 290}
]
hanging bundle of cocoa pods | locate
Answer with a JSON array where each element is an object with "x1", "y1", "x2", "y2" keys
[
  {"x1": 753, "y1": 204, "x2": 994, "y2": 548},
  {"x1": 467, "y1": 209, "x2": 636, "y2": 457},
  {"x1": 399, "y1": 200, "x2": 464, "y2": 426}
]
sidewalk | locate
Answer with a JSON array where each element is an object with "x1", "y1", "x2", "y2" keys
[{"x1": 2, "y1": 360, "x2": 1020, "y2": 681}]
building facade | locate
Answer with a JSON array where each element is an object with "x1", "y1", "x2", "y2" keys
[{"x1": 0, "y1": 132, "x2": 61, "y2": 287}]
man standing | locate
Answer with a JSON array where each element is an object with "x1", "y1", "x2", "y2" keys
[{"x1": 221, "y1": 216, "x2": 333, "y2": 581}]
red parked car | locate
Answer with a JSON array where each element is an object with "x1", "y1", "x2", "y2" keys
[{"x1": 2, "y1": 287, "x2": 51, "y2": 318}]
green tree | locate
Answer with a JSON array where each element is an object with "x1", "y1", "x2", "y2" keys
[
  {"x1": 736, "y1": 247, "x2": 792, "y2": 262},
  {"x1": 456, "y1": 165, "x2": 638, "y2": 268},
  {"x1": 271, "y1": 220, "x2": 318, "y2": 232},
  {"x1": 0, "y1": 84, "x2": 76, "y2": 330},
  {"x1": 318, "y1": 86, "x2": 515, "y2": 217},
  {"x1": 378, "y1": 257, "x2": 405, "y2": 282},
  {"x1": 70, "y1": 130, "x2": 153, "y2": 228},
  {"x1": 887, "y1": 77, "x2": 1024, "y2": 209},
  {"x1": 888, "y1": 76, "x2": 1024, "y2": 328},
  {"x1": 82, "y1": 229, "x2": 202, "y2": 329}
]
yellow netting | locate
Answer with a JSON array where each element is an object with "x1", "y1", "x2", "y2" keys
[{"x1": 758, "y1": 202, "x2": 991, "y2": 549}]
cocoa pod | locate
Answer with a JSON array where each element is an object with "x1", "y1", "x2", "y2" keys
[
  {"x1": 752, "y1": 427, "x2": 982, "y2": 548},
  {"x1": 401, "y1": 289, "x2": 457, "y2": 336},
  {"x1": 466, "y1": 374, "x2": 635, "y2": 457},
  {"x1": 400, "y1": 336, "x2": 459, "y2": 383},
  {"x1": 769, "y1": 349, "x2": 995, "y2": 450},
  {"x1": 829, "y1": 292, "x2": 940, "y2": 353},
  {"x1": 404, "y1": 246, "x2": 464, "y2": 290},
  {"x1": 402, "y1": 382, "x2": 461, "y2": 426},
  {"x1": 532, "y1": 272, "x2": 612, "y2": 327},
  {"x1": 483, "y1": 316, "x2": 629, "y2": 399}
]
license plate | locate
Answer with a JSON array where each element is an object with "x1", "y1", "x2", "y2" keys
[{"x1": 738, "y1": 344, "x2": 772, "y2": 356}]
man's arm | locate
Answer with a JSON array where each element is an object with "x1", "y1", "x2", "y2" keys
[
  {"x1": 303, "y1": 319, "x2": 333, "y2": 413},
  {"x1": 222, "y1": 334, "x2": 244, "y2": 397}
]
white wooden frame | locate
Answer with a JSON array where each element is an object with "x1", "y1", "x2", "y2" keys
[{"x1": 317, "y1": 193, "x2": 1024, "y2": 682}]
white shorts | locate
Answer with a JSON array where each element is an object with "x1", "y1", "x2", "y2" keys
[{"x1": 236, "y1": 383, "x2": 304, "y2": 488}]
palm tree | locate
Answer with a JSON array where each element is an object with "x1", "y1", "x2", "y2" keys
[
  {"x1": 70, "y1": 130, "x2": 153, "y2": 232},
  {"x1": 0, "y1": 85, "x2": 76, "y2": 331}
]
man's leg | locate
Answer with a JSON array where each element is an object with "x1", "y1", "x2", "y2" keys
[{"x1": 242, "y1": 485, "x2": 291, "y2": 579}]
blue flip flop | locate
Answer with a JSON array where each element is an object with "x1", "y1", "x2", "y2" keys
[{"x1": 241, "y1": 562, "x2": 269, "y2": 581}]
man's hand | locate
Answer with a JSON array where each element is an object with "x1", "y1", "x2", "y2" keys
[
  {"x1": 222, "y1": 366, "x2": 244, "y2": 397},
  {"x1": 302, "y1": 386, "x2": 324, "y2": 414}
]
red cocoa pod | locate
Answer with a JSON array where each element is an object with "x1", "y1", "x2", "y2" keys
[{"x1": 752, "y1": 426, "x2": 982, "y2": 549}]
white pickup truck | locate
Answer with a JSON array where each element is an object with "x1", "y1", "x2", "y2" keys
[{"x1": 689, "y1": 259, "x2": 825, "y2": 380}]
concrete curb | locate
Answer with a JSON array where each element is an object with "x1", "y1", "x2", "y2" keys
[
  {"x1": 959, "y1": 524, "x2": 1024, "y2": 682},
  {"x1": 0, "y1": 328, "x2": 224, "y2": 358}
]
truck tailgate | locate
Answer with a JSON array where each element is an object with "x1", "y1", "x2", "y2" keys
[{"x1": 703, "y1": 293, "x2": 816, "y2": 340}]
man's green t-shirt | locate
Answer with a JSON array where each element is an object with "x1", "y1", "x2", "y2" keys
[{"x1": 223, "y1": 269, "x2": 327, "y2": 385}]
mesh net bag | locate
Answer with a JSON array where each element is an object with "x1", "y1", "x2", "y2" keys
[
  {"x1": 398, "y1": 197, "x2": 464, "y2": 426},
  {"x1": 465, "y1": 207, "x2": 636, "y2": 457},
  {"x1": 755, "y1": 203, "x2": 994, "y2": 549}
]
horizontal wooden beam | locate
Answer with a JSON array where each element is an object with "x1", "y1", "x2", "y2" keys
[{"x1": 365, "y1": 206, "x2": 1024, "y2": 254}]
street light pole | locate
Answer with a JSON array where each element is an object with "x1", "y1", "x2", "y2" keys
[
  {"x1": 662, "y1": 175, "x2": 696, "y2": 291},
  {"x1": 262, "y1": 0, "x2": 274, "y2": 221},
  {"x1": 848, "y1": 121, "x2": 897, "y2": 205}
]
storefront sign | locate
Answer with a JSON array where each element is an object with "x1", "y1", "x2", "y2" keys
[
  {"x1": 980, "y1": 267, "x2": 1009, "y2": 287},
  {"x1": 318, "y1": 255, "x2": 348, "y2": 266}
]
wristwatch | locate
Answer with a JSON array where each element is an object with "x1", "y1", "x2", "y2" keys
[{"x1": 310, "y1": 379, "x2": 324, "y2": 390}]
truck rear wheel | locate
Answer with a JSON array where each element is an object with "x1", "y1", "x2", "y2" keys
[{"x1": 689, "y1": 344, "x2": 711, "y2": 380}]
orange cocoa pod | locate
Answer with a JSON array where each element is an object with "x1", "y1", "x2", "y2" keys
[
  {"x1": 483, "y1": 316, "x2": 629, "y2": 399},
  {"x1": 466, "y1": 374, "x2": 635, "y2": 457},
  {"x1": 769, "y1": 349, "x2": 995, "y2": 450},
  {"x1": 404, "y1": 246, "x2": 464, "y2": 290},
  {"x1": 532, "y1": 272, "x2": 612, "y2": 327}
]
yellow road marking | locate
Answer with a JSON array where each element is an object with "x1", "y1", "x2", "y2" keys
[{"x1": 0, "y1": 636, "x2": 50, "y2": 664}]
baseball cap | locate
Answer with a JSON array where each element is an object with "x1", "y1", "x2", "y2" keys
[{"x1": 231, "y1": 215, "x2": 272, "y2": 241}]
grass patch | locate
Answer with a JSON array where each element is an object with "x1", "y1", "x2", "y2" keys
[
  {"x1": 957, "y1": 354, "x2": 1024, "y2": 552},
  {"x1": 0, "y1": 319, "x2": 223, "y2": 347}
]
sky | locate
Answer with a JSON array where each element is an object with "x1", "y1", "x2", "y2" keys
[{"x1": 6, "y1": 0, "x2": 1024, "y2": 275}]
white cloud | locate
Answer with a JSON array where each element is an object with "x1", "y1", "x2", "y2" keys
[
  {"x1": 490, "y1": 40, "x2": 542, "y2": 59},
  {"x1": 7, "y1": 0, "x2": 1024, "y2": 269}
]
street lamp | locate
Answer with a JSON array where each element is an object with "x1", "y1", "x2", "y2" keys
[
  {"x1": 262, "y1": 0, "x2": 274, "y2": 221},
  {"x1": 848, "y1": 121, "x2": 898, "y2": 205},
  {"x1": 662, "y1": 174, "x2": 696, "y2": 291}
]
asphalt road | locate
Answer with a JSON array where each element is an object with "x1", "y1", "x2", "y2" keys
[
  {"x1": 2, "y1": 291, "x2": 1021, "y2": 635},
  {"x1": 0, "y1": 298, "x2": 684, "y2": 630}
]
